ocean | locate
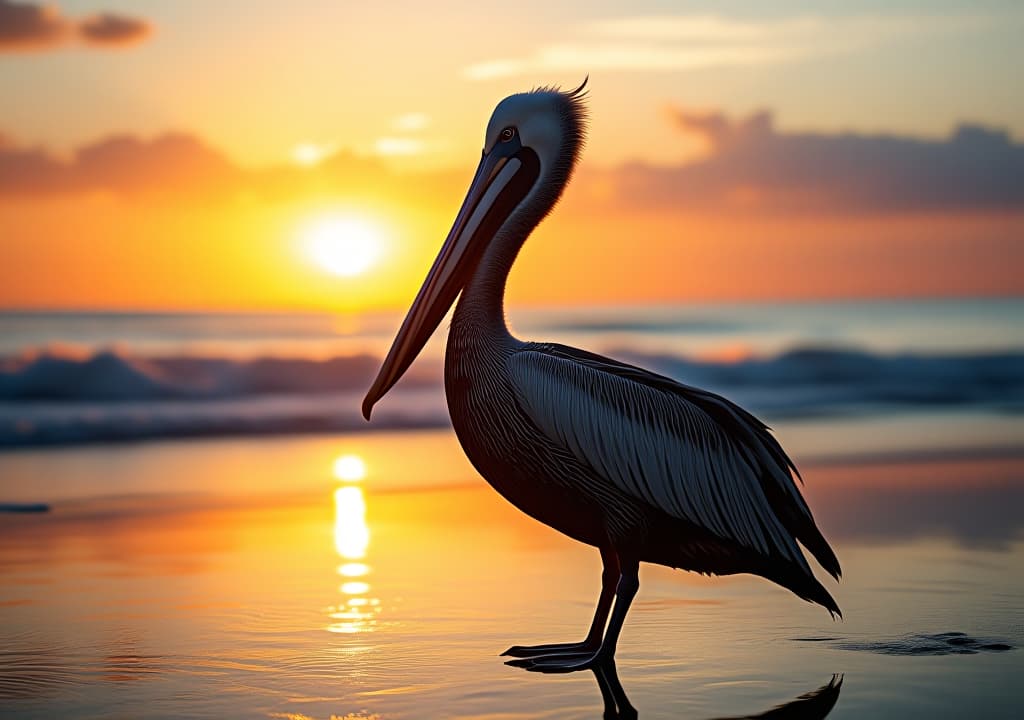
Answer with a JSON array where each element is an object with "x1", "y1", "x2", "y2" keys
[
  {"x1": 1, "y1": 298, "x2": 1022, "y2": 718},
  {"x1": 1, "y1": 298, "x2": 1021, "y2": 451}
]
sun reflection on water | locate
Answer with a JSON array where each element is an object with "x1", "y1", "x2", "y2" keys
[
  {"x1": 339, "y1": 562, "x2": 369, "y2": 577},
  {"x1": 327, "y1": 455, "x2": 381, "y2": 635},
  {"x1": 333, "y1": 486, "x2": 369, "y2": 559}
]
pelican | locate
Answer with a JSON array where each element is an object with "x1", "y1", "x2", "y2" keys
[{"x1": 363, "y1": 80, "x2": 841, "y2": 672}]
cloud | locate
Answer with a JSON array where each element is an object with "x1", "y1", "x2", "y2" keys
[
  {"x1": 78, "y1": 13, "x2": 152, "y2": 47},
  {"x1": 464, "y1": 13, "x2": 989, "y2": 79},
  {"x1": 0, "y1": 130, "x2": 397, "y2": 201},
  {"x1": 290, "y1": 142, "x2": 338, "y2": 167},
  {"x1": 0, "y1": 0, "x2": 67, "y2": 51},
  {"x1": 1, "y1": 114, "x2": 1021, "y2": 215},
  {"x1": 374, "y1": 137, "x2": 425, "y2": 156},
  {"x1": 465, "y1": 44, "x2": 803, "y2": 80},
  {"x1": 0, "y1": 142, "x2": 69, "y2": 192},
  {"x1": 392, "y1": 113, "x2": 430, "y2": 132},
  {"x1": 589, "y1": 109, "x2": 1024, "y2": 214},
  {"x1": 0, "y1": 1, "x2": 151, "y2": 53},
  {"x1": 74, "y1": 133, "x2": 238, "y2": 194},
  {"x1": 0, "y1": 132, "x2": 243, "y2": 196}
]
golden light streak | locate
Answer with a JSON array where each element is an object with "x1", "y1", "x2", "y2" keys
[
  {"x1": 328, "y1": 481, "x2": 381, "y2": 634},
  {"x1": 333, "y1": 486, "x2": 369, "y2": 559}
]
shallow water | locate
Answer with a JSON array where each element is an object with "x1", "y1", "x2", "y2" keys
[{"x1": 1, "y1": 431, "x2": 1022, "y2": 718}]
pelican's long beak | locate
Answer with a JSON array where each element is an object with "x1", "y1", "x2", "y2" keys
[{"x1": 362, "y1": 148, "x2": 525, "y2": 419}]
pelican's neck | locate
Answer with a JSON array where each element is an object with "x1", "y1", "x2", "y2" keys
[
  {"x1": 453, "y1": 235, "x2": 516, "y2": 338},
  {"x1": 452, "y1": 170, "x2": 563, "y2": 341}
]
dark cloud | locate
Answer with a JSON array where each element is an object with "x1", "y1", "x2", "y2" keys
[
  {"x1": 0, "y1": 0, "x2": 67, "y2": 50},
  {"x1": 74, "y1": 133, "x2": 238, "y2": 194},
  {"x1": 78, "y1": 13, "x2": 151, "y2": 46},
  {"x1": 0, "y1": 1, "x2": 151, "y2": 53},
  {"x1": 0, "y1": 143, "x2": 70, "y2": 192},
  {"x1": 0, "y1": 133, "x2": 235, "y2": 196},
  {"x1": 596, "y1": 108, "x2": 1024, "y2": 214}
]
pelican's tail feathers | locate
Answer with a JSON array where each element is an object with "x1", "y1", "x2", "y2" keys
[
  {"x1": 771, "y1": 561, "x2": 843, "y2": 619},
  {"x1": 801, "y1": 524, "x2": 842, "y2": 582}
]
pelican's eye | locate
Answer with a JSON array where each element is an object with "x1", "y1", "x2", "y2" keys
[{"x1": 499, "y1": 126, "x2": 516, "y2": 142}]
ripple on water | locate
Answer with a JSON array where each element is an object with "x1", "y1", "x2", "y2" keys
[
  {"x1": 793, "y1": 631, "x2": 1014, "y2": 656},
  {"x1": 0, "y1": 647, "x2": 83, "y2": 700}
]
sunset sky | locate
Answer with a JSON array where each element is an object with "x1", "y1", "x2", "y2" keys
[{"x1": 1, "y1": 0, "x2": 1022, "y2": 311}]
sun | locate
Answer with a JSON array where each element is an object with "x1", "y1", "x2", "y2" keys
[
  {"x1": 304, "y1": 216, "x2": 383, "y2": 277},
  {"x1": 333, "y1": 454, "x2": 367, "y2": 482}
]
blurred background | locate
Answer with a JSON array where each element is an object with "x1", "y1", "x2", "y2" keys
[
  {"x1": 1, "y1": 2, "x2": 1022, "y2": 718},
  {"x1": 0, "y1": 0, "x2": 1020, "y2": 449}
]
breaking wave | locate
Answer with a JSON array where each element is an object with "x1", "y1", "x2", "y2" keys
[
  {"x1": 615, "y1": 346, "x2": 1024, "y2": 417},
  {"x1": 0, "y1": 345, "x2": 1020, "y2": 447}
]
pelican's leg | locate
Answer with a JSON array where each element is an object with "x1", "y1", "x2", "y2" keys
[
  {"x1": 506, "y1": 555, "x2": 639, "y2": 673},
  {"x1": 502, "y1": 545, "x2": 618, "y2": 658}
]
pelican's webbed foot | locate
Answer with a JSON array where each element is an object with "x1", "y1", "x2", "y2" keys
[
  {"x1": 504, "y1": 648, "x2": 606, "y2": 673},
  {"x1": 504, "y1": 552, "x2": 638, "y2": 676},
  {"x1": 502, "y1": 547, "x2": 621, "y2": 661},
  {"x1": 501, "y1": 640, "x2": 599, "y2": 658}
]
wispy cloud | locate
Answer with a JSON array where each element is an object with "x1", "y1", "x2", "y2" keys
[
  {"x1": 374, "y1": 137, "x2": 425, "y2": 156},
  {"x1": 291, "y1": 142, "x2": 338, "y2": 167},
  {"x1": 464, "y1": 13, "x2": 989, "y2": 79},
  {"x1": 392, "y1": 113, "x2": 430, "y2": 132}
]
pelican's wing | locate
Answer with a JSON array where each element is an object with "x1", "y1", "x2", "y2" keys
[{"x1": 507, "y1": 342, "x2": 840, "y2": 580}]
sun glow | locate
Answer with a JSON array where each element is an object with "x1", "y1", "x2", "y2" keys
[
  {"x1": 303, "y1": 216, "x2": 384, "y2": 277},
  {"x1": 333, "y1": 454, "x2": 367, "y2": 482}
]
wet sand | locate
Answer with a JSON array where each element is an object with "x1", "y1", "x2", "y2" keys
[{"x1": 0, "y1": 432, "x2": 1021, "y2": 718}]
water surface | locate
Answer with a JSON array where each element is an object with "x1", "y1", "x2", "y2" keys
[{"x1": 1, "y1": 431, "x2": 1021, "y2": 718}]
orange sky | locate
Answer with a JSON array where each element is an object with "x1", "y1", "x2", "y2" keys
[
  {"x1": 2, "y1": 185, "x2": 1020, "y2": 311},
  {"x1": 1, "y1": 1, "x2": 1022, "y2": 311}
]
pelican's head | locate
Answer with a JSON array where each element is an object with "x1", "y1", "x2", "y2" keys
[
  {"x1": 362, "y1": 80, "x2": 589, "y2": 420},
  {"x1": 480, "y1": 80, "x2": 589, "y2": 184}
]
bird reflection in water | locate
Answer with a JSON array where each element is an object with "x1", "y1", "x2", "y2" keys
[
  {"x1": 591, "y1": 663, "x2": 842, "y2": 720},
  {"x1": 327, "y1": 455, "x2": 381, "y2": 634}
]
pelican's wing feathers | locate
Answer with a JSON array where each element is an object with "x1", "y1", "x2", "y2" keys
[{"x1": 507, "y1": 342, "x2": 841, "y2": 581}]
